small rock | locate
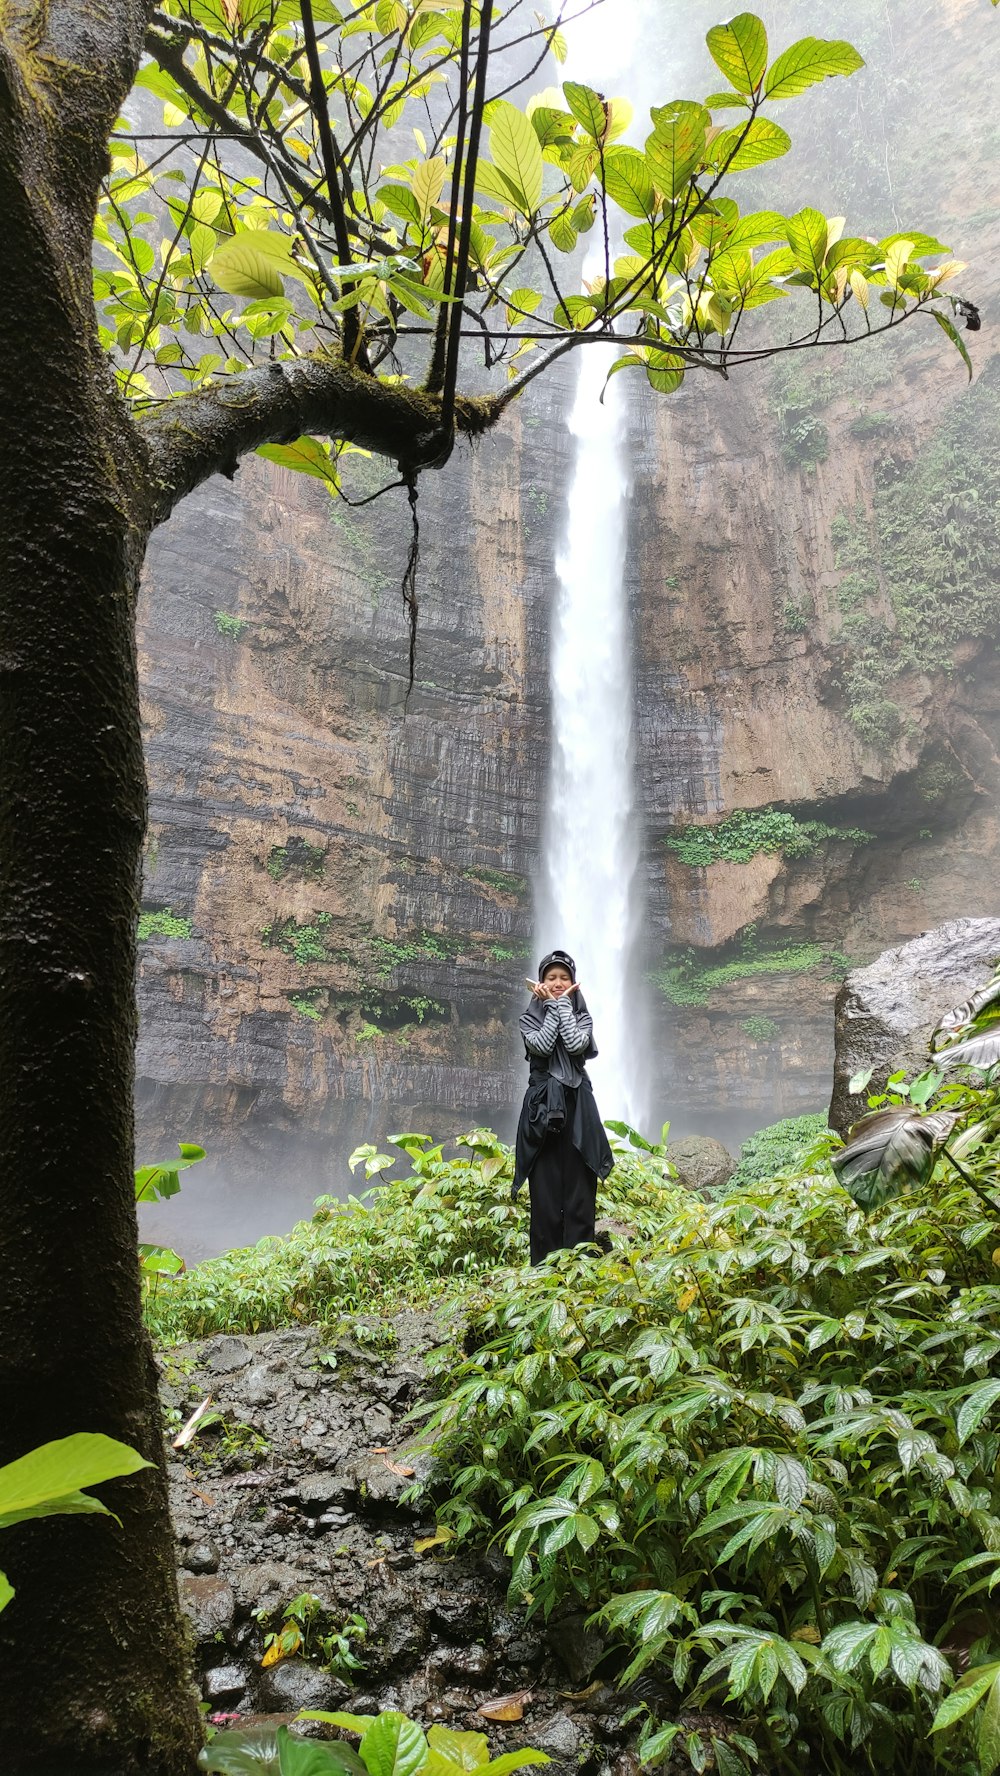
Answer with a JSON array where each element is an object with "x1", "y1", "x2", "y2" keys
[
  {"x1": 667, "y1": 1135, "x2": 735, "y2": 1196},
  {"x1": 530, "y1": 1714, "x2": 581, "y2": 1760},
  {"x1": 178, "y1": 1575, "x2": 235, "y2": 1641},
  {"x1": 203, "y1": 1664, "x2": 248, "y2": 1703},
  {"x1": 428, "y1": 1645, "x2": 494, "y2": 1684},
  {"x1": 284, "y1": 1472, "x2": 356, "y2": 1510},
  {"x1": 203, "y1": 1336, "x2": 252, "y2": 1374},
  {"x1": 429, "y1": 1591, "x2": 491, "y2": 1642},
  {"x1": 255, "y1": 1658, "x2": 351, "y2": 1715},
  {"x1": 184, "y1": 1540, "x2": 221, "y2": 1575},
  {"x1": 549, "y1": 1613, "x2": 604, "y2": 1688},
  {"x1": 242, "y1": 1366, "x2": 277, "y2": 1406}
]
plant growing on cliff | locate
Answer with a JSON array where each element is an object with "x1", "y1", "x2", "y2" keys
[
  {"x1": 0, "y1": 0, "x2": 979, "y2": 1763},
  {"x1": 665, "y1": 808, "x2": 872, "y2": 868}
]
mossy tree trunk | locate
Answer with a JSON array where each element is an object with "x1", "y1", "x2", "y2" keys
[{"x1": 0, "y1": 5, "x2": 491, "y2": 1770}]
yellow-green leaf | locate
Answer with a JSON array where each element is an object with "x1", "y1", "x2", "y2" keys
[
  {"x1": 486, "y1": 101, "x2": 544, "y2": 213},
  {"x1": 209, "y1": 233, "x2": 288, "y2": 298},
  {"x1": 931, "y1": 310, "x2": 973, "y2": 381},
  {"x1": 706, "y1": 13, "x2": 768, "y2": 94},
  {"x1": 412, "y1": 157, "x2": 446, "y2": 221},
  {"x1": 763, "y1": 37, "x2": 864, "y2": 101},
  {"x1": 602, "y1": 145, "x2": 655, "y2": 218},
  {"x1": 713, "y1": 116, "x2": 790, "y2": 172},
  {"x1": 562, "y1": 80, "x2": 609, "y2": 142},
  {"x1": 645, "y1": 116, "x2": 705, "y2": 198}
]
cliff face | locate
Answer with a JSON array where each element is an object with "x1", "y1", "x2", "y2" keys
[{"x1": 137, "y1": 0, "x2": 1000, "y2": 1249}]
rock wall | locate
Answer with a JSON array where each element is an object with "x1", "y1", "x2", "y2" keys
[{"x1": 137, "y1": 0, "x2": 1000, "y2": 1251}]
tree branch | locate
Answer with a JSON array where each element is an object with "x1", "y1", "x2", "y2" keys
[{"x1": 138, "y1": 358, "x2": 498, "y2": 527}]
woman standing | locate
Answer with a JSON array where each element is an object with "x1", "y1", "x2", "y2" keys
[{"x1": 513, "y1": 949, "x2": 613, "y2": 1264}]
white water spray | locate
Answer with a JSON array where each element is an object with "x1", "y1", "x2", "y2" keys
[{"x1": 536, "y1": 348, "x2": 648, "y2": 1129}]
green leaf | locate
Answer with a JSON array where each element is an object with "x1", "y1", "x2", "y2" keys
[
  {"x1": 482, "y1": 1755, "x2": 551, "y2": 1776},
  {"x1": 932, "y1": 1664, "x2": 1000, "y2": 1733},
  {"x1": 359, "y1": 1713, "x2": 428, "y2": 1776},
  {"x1": 209, "y1": 234, "x2": 288, "y2": 298},
  {"x1": 832, "y1": 1106, "x2": 959, "y2": 1209},
  {"x1": 727, "y1": 209, "x2": 788, "y2": 248},
  {"x1": 981, "y1": 1671, "x2": 1000, "y2": 1776},
  {"x1": 602, "y1": 146, "x2": 655, "y2": 218},
  {"x1": 135, "y1": 1142, "x2": 206, "y2": 1203},
  {"x1": 0, "y1": 1434, "x2": 151, "y2": 1520},
  {"x1": 425, "y1": 1729, "x2": 489, "y2": 1771},
  {"x1": 562, "y1": 81, "x2": 609, "y2": 141},
  {"x1": 645, "y1": 116, "x2": 706, "y2": 197},
  {"x1": 297, "y1": 1716, "x2": 377, "y2": 1735},
  {"x1": 956, "y1": 1379, "x2": 1000, "y2": 1446},
  {"x1": 931, "y1": 310, "x2": 974, "y2": 382},
  {"x1": 763, "y1": 37, "x2": 864, "y2": 101},
  {"x1": 256, "y1": 437, "x2": 335, "y2": 483},
  {"x1": 278, "y1": 1729, "x2": 368, "y2": 1776},
  {"x1": 0, "y1": 1568, "x2": 13, "y2": 1614},
  {"x1": 785, "y1": 207, "x2": 829, "y2": 280},
  {"x1": 198, "y1": 1728, "x2": 281, "y2": 1775},
  {"x1": 714, "y1": 117, "x2": 790, "y2": 172},
  {"x1": 486, "y1": 102, "x2": 544, "y2": 214},
  {"x1": 706, "y1": 13, "x2": 768, "y2": 93}
]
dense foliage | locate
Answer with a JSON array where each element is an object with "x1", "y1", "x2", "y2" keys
[
  {"x1": 100, "y1": 2, "x2": 974, "y2": 501},
  {"x1": 652, "y1": 937, "x2": 853, "y2": 1007},
  {"x1": 412, "y1": 1105, "x2": 1000, "y2": 1774},
  {"x1": 665, "y1": 811, "x2": 872, "y2": 869},
  {"x1": 144, "y1": 1128, "x2": 677, "y2": 1342},
  {"x1": 201, "y1": 1709, "x2": 549, "y2": 1776},
  {"x1": 730, "y1": 1113, "x2": 830, "y2": 1188}
]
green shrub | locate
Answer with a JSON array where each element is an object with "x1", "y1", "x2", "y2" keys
[
  {"x1": 652, "y1": 940, "x2": 855, "y2": 1007},
  {"x1": 665, "y1": 810, "x2": 872, "y2": 869},
  {"x1": 730, "y1": 1112, "x2": 830, "y2": 1187},
  {"x1": 740, "y1": 1015, "x2": 780, "y2": 1042},
  {"x1": 213, "y1": 611, "x2": 246, "y2": 638},
  {"x1": 414, "y1": 1090, "x2": 1000, "y2": 1775},
  {"x1": 137, "y1": 909, "x2": 192, "y2": 940},
  {"x1": 144, "y1": 1130, "x2": 679, "y2": 1343}
]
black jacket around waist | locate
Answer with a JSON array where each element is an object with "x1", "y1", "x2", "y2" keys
[{"x1": 513, "y1": 993, "x2": 614, "y2": 1193}]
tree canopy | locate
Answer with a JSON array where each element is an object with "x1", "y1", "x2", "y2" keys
[{"x1": 104, "y1": 0, "x2": 977, "y2": 523}]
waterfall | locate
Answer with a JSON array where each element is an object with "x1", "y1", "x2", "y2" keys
[{"x1": 535, "y1": 346, "x2": 649, "y2": 1130}]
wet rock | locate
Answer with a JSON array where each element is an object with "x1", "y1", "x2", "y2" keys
[
  {"x1": 429, "y1": 1591, "x2": 491, "y2": 1643},
  {"x1": 204, "y1": 1664, "x2": 248, "y2": 1703},
  {"x1": 550, "y1": 1614, "x2": 604, "y2": 1688},
  {"x1": 830, "y1": 917, "x2": 1000, "y2": 1134},
  {"x1": 285, "y1": 1472, "x2": 356, "y2": 1511},
  {"x1": 667, "y1": 1136, "x2": 735, "y2": 1196},
  {"x1": 179, "y1": 1574, "x2": 235, "y2": 1639},
  {"x1": 255, "y1": 1659, "x2": 352, "y2": 1714},
  {"x1": 242, "y1": 1366, "x2": 278, "y2": 1406},
  {"x1": 428, "y1": 1645, "x2": 494, "y2": 1684},
  {"x1": 229, "y1": 1560, "x2": 311, "y2": 1618},
  {"x1": 184, "y1": 1539, "x2": 221, "y2": 1574},
  {"x1": 351, "y1": 1453, "x2": 422, "y2": 1514},
  {"x1": 529, "y1": 1714, "x2": 581, "y2": 1760},
  {"x1": 203, "y1": 1336, "x2": 252, "y2": 1374}
]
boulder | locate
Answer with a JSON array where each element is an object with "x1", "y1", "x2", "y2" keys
[
  {"x1": 667, "y1": 1135, "x2": 735, "y2": 1195},
  {"x1": 829, "y1": 917, "x2": 1000, "y2": 1135}
]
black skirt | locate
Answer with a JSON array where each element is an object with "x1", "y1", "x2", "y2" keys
[{"x1": 528, "y1": 1108, "x2": 599, "y2": 1264}]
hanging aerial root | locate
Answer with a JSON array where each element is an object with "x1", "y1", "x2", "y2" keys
[{"x1": 401, "y1": 472, "x2": 421, "y2": 698}]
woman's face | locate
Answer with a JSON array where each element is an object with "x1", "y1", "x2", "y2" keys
[{"x1": 542, "y1": 965, "x2": 574, "y2": 996}]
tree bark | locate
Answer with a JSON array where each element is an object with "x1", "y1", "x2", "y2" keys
[{"x1": 0, "y1": 7, "x2": 202, "y2": 1772}]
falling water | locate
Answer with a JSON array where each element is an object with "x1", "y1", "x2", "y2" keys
[{"x1": 536, "y1": 346, "x2": 649, "y2": 1130}]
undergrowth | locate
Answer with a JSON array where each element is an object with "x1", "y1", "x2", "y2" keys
[
  {"x1": 665, "y1": 810, "x2": 872, "y2": 869},
  {"x1": 652, "y1": 941, "x2": 854, "y2": 1008},
  {"x1": 731, "y1": 1113, "x2": 831, "y2": 1188},
  {"x1": 411, "y1": 1092, "x2": 1000, "y2": 1776}
]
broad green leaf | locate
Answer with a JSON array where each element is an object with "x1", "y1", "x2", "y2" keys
[
  {"x1": 646, "y1": 349, "x2": 685, "y2": 394},
  {"x1": 645, "y1": 116, "x2": 706, "y2": 198},
  {"x1": 785, "y1": 207, "x2": 828, "y2": 280},
  {"x1": 278, "y1": 1729, "x2": 368, "y2": 1776},
  {"x1": 210, "y1": 234, "x2": 288, "y2": 298},
  {"x1": 135, "y1": 1142, "x2": 206, "y2": 1203},
  {"x1": 548, "y1": 209, "x2": 577, "y2": 253},
  {"x1": 359, "y1": 1713, "x2": 428, "y2": 1776},
  {"x1": 0, "y1": 1434, "x2": 151, "y2": 1518},
  {"x1": 932, "y1": 1663, "x2": 1000, "y2": 1733},
  {"x1": 832, "y1": 1106, "x2": 958, "y2": 1210},
  {"x1": 425, "y1": 1728, "x2": 489, "y2": 1771},
  {"x1": 0, "y1": 1568, "x2": 13, "y2": 1614},
  {"x1": 487, "y1": 102, "x2": 543, "y2": 213},
  {"x1": 482, "y1": 1755, "x2": 551, "y2": 1776},
  {"x1": 982, "y1": 1670, "x2": 1000, "y2": 1776},
  {"x1": 931, "y1": 310, "x2": 974, "y2": 382},
  {"x1": 714, "y1": 117, "x2": 790, "y2": 172},
  {"x1": 562, "y1": 80, "x2": 609, "y2": 141},
  {"x1": 706, "y1": 13, "x2": 768, "y2": 94},
  {"x1": 764, "y1": 37, "x2": 864, "y2": 101},
  {"x1": 727, "y1": 209, "x2": 787, "y2": 248},
  {"x1": 257, "y1": 437, "x2": 336, "y2": 483},
  {"x1": 602, "y1": 146, "x2": 655, "y2": 218},
  {"x1": 956, "y1": 1379, "x2": 1000, "y2": 1446},
  {"x1": 411, "y1": 157, "x2": 446, "y2": 221},
  {"x1": 474, "y1": 162, "x2": 523, "y2": 210},
  {"x1": 198, "y1": 1727, "x2": 281, "y2": 1774}
]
